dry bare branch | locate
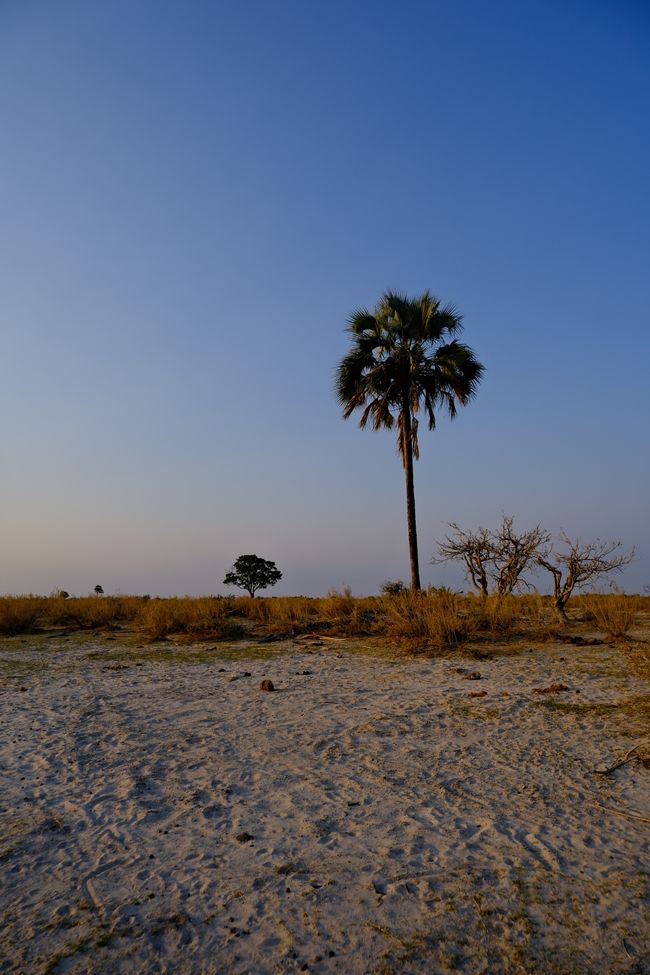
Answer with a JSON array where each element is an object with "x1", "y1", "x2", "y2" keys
[
  {"x1": 433, "y1": 516, "x2": 548, "y2": 596},
  {"x1": 536, "y1": 533, "x2": 634, "y2": 622},
  {"x1": 433, "y1": 522, "x2": 492, "y2": 597}
]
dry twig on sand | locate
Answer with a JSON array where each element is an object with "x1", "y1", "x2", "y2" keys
[{"x1": 594, "y1": 740, "x2": 650, "y2": 775}]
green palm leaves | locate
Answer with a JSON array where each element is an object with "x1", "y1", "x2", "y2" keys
[{"x1": 337, "y1": 290, "x2": 484, "y2": 589}]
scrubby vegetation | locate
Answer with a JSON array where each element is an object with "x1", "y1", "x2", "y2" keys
[
  {"x1": 434, "y1": 515, "x2": 635, "y2": 622},
  {"x1": 1, "y1": 591, "x2": 648, "y2": 658},
  {"x1": 580, "y1": 591, "x2": 642, "y2": 638}
]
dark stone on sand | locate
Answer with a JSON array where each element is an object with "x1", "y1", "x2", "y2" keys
[
  {"x1": 260, "y1": 679, "x2": 275, "y2": 692},
  {"x1": 235, "y1": 831, "x2": 254, "y2": 843}
]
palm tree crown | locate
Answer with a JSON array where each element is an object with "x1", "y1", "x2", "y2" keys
[{"x1": 337, "y1": 290, "x2": 484, "y2": 589}]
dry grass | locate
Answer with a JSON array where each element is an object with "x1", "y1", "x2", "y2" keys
[
  {"x1": 42, "y1": 595, "x2": 143, "y2": 630},
  {"x1": 618, "y1": 643, "x2": 650, "y2": 684},
  {"x1": 233, "y1": 595, "x2": 319, "y2": 627},
  {"x1": 135, "y1": 597, "x2": 242, "y2": 642},
  {"x1": 0, "y1": 596, "x2": 45, "y2": 634},
  {"x1": 0, "y1": 594, "x2": 241, "y2": 641},
  {"x1": 1, "y1": 590, "x2": 646, "y2": 651},
  {"x1": 581, "y1": 592, "x2": 642, "y2": 638},
  {"x1": 382, "y1": 589, "x2": 471, "y2": 649},
  {"x1": 317, "y1": 588, "x2": 380, "y2": 635},
  {"x1": 319, "y1": 586, "x2": 357, "y2": 620},
  {"x1": 471, "y1": 594, "x2": 517, "y2": 634},
  {"x1": 0, "y1": 594, "x2": 145, "y2": 633},
  {"x1": 467, "y1": 592, "x2": 549, "y2": 634}
]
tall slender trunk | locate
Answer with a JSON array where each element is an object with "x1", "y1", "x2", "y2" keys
[{"x1": 401, "y1": 403, "x2": 421, "y2": 590}]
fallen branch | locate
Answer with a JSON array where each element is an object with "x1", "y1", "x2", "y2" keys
[
  {"x1": 591, "y1": 800, "x2": 650, "y2": 826},
  {"x1": 594, "y1": 739, "x2": 650, "y2": 775}
]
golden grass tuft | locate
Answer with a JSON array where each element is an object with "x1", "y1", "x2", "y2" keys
[
  {"x1": 135, "y1": 597, "x2": 241, "y2": 642},
  {"x1": 382, "y1": 589, "x2": 471, "y2": 649},
  {"x1": 42, "y1": 595, "x2": 143, "y2": 630},
  {"x1": 0, "y1": 596, "x2": 45, "y2": 634},
  {"x1": 582, "y1": 592, "x2": 642, "y2": 638},
  {"x1": 233, "y1": 596, "x2": 319, "y2": 627}
]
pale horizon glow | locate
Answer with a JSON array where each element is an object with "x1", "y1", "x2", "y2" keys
[{"x1": 1, "y1": 1, "x2": 649, "y2": 597}]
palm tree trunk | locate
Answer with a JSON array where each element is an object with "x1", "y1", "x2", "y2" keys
[{"x1": 401, "y1": 406, "x2": 421, "y2": 590}]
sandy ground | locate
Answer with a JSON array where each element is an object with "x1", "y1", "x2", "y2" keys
[{"x1": 0, "y1": 634, "x2": 649, "y2": 975}]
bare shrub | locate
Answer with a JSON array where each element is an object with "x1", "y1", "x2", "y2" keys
[
  {"x1": 434, "y1": 524, "x2": 492, "y2": 596},
  {"x1": 434, "y1": 516, "x2": 548, "y2": 596},
  {"x1": 537, "y1": 533, "x2": 634, "y2": 622}
]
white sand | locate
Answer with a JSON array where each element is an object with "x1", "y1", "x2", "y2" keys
[{"x1": 1, "y1": 636, "x2": 648, "y2": 974}]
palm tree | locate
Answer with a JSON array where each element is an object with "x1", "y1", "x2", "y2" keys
[{"x1": 337, "y1": 290, "x2": 484, "y2": 590}]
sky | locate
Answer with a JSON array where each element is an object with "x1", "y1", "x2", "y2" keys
[{"x1": 1, "y1": 0, "x2": 649, "y2": 597}]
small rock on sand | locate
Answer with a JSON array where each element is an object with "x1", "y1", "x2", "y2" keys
[{"x1": 260, "y1": 679, "x2": 275, "y2": 692}]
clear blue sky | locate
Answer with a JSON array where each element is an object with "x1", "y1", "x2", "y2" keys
[{"x1": 1, "y1": 0, "x2": 648, "y2": 596}]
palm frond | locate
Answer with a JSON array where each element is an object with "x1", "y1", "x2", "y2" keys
[
  {"x1": 338, "y1": 290, "x2": 484, "y2": 458},
  {"x1": 346, "y1": 308, "x2": 377, "y2": 335}
]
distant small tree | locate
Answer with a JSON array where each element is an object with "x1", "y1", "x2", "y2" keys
[
  {"x1": 380, "y1": 579, "x2": 407, "y2": 596},
  {"x1": 94, "y1": 585, "x2": 104, "y2": 596},
  {"x1": 536, "y1": 533, "x2": 634, "y2": 623},
  {"x1": 223, "y1": 555, "x2": 282, "y2": 598}
]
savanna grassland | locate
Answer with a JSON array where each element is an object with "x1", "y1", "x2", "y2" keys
[
  {"x1": 1, "y1": 589, "x2": 649, "y2": 652},
  {"x1": 1, "y1": 591, "x2": 648, "y2": 974}
]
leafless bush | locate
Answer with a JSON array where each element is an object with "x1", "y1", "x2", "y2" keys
[
  {"x1": 537, "y1": 534, "x2": 634, "y2": 622},
  {"x1": 434, "y1": 524, "x2": 492, "y2": 596},
  {"x1": 434, "y1": 516, "x2": 548, "y2": 596}
]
